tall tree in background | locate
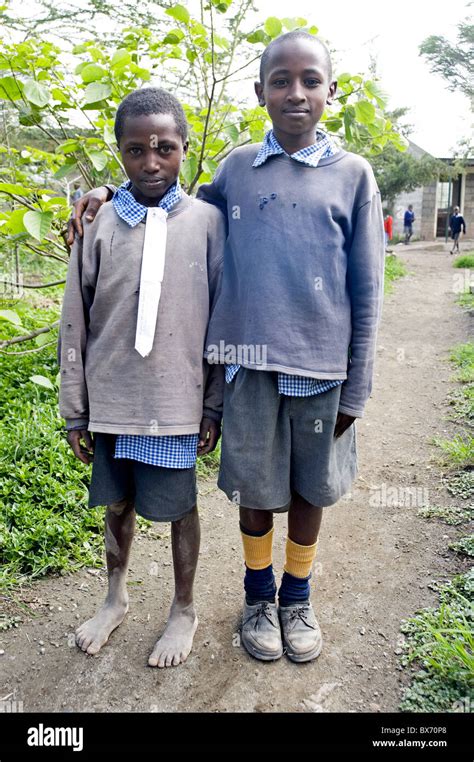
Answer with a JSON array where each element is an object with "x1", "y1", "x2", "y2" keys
[{"x1": 419, "y1": 19, "x2": 474, "y2": 106}]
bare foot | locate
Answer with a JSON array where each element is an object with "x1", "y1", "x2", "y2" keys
[
  {"x1": 148, "y1": 602, "x2": 198, "y2": 668},
  {"x1": 76, "y1": 598, "x2": 128, "y2": 655}
]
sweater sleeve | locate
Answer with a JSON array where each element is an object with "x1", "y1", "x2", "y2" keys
[
  {"x1": 58, "y1": 231, "x2": 96, "y2": 429},
  {"x1": 202, "y1": 207, "x2": 226, "y2": 422},
  {"x1": 338, "y1": 191, "x2": 385, "y2": 418}
]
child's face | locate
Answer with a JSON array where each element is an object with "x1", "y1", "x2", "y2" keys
[
  {"x1": 119, "y1": 113, "x2": 188, "y2": 205},
  {"x1": 255, "y1": 39, "x2": 337, "y2": 146}
]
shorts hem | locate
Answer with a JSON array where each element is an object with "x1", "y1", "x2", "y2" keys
[{"x1": 134, "y1": 504, "x2": 196, "y2": 523}]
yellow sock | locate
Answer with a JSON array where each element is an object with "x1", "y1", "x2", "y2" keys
[
  {"x1": 284, "y1": 537, "x2": 317, "y2": 578},
  {"x1": 240, "y1": 527, "x2": 274, "y2": 570}
]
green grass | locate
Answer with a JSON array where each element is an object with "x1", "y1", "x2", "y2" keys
[
  {"x1": 384, "y1": 254, "x2": 407, "y2": 294},
  {"x1": 453, "y1": 253, "x2": 474, "y2": 269},
  {"x1": 0, "y1": 299, "x2": 221, "y2": 589},
  {"x1": 399, "y1": 571, "x2": 474, "y2": 712},
  {"x1": 402, "y1": 334, "x2": 474, "y2": 713},
  {"x1": 0, "y1": 341, "x2": 105, "y2": 588},
  {"x1": 417, "y1": 504, "x2": 473, "y2": 526},
  {"x1": 444, "y1": 471, "x2": 474, "y2": 500},
  {"x1": 449, "y1": 535, "x2": 474, "y2": 557},
  {"x1": 436, "y1": 343, "x2": 474, "y2": 464},
  {"x1": 457, "y1": 292, "x2": 474, "y2": 311},
  {"x1": 434, "y1": 434, "x2": 474, "y2": 468},
  {"x1": 450, "y1": 343, "x2": 474, "y2": 384}
]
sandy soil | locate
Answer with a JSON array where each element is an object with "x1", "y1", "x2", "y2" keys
[{"x1": 1, "y1": 241, "x2": 472, "y2": 713}]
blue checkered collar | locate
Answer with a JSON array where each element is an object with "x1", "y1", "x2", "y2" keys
[
  {"x1": 252, "y1": 128, "x2": 339, "y2": 168},
  {"x1": 112, "y1": 179, "x2": 182, "y2": 227}
]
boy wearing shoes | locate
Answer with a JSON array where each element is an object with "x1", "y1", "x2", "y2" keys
[
  {"x1": 199, "y1": 31, "x2": 384, "y2": 662},
  {"x1": 68, "y1": 31, "x2": 384, "y2": 664},
  {"x1": 60, "y1": 87, "x2": 225, "y2": 668}
]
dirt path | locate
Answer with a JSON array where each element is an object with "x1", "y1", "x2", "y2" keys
[{"x1": 1, "y1": 243, "x2": 472, "y2": 713}]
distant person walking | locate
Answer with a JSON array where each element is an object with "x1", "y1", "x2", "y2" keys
[
  {"x1": 449, "y1": 206, "x2": 466, "y2": 255},
  {"x1": 71, "y1": 183, "x2": 83, "y2": 204},
  {"x1": 384, "y1": 211, "x2": 393, "y2": 252},
  {"x1": 404, "y1": 205, "x2": 415, "y2": 244}
]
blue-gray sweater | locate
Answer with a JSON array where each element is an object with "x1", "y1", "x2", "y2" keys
[{"x1": 197, "y1": 144, "x2": 384, "y2": 418}]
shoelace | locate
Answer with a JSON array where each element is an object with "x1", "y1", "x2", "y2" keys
[
  {"x1": 286, "y1": 605, "x2": 317, "y2": 630},
  {"x1": 242, "y1": 602, "x2": 277, "y2": 630}
]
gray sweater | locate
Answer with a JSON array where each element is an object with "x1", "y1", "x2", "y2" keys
[
  {"x1": 197, "y1": 145, "x2": 384, "y2": 418},
  {"x1": 59, "y1": 193, "x2": 225, "y2": 434}
]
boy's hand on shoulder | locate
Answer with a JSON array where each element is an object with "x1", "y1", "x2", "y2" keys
[
  {"x1": 197, "y1": 417, "x2": 221, "y2": 456},
  {"x1": 67, "y1": 429, "x2": 94, "y2": 465},
  {"x1": 334, "y1": 412, "x2": 356, "y2": 438},
  {"x1": 66, "y1": 187, "x2": 111, "y2": 247}
]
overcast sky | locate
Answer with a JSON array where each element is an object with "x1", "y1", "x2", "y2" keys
[{"x1": 247, "y1": 0, "x2": 472, "y2": 157}]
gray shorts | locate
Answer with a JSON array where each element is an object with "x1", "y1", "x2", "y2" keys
[
  {"x1": 88, "y1": 434, "x2": 197, "y2": 522},
  {"x1": 218, "y1": 369, "x2": 357, "y2": 510}
]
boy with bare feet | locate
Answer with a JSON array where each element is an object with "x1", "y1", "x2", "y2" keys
[
  {"x1": 59, "y1": 88, "x2": 225, "y2": 668},
  {"x1": 68, "y1": 32, "x2": 384, "y2": 666}
]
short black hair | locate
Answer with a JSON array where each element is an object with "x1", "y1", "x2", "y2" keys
[
  {"x1": 114, "y1": 87, "x2": 188, "y2": 145},
  {"x1": 259, "y1": 31, "x2": 333, "y2": 84}
]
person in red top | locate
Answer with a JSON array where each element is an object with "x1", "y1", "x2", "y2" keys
[{"x1": 384, "y1": 210, "x2": 393, "y2": 252}]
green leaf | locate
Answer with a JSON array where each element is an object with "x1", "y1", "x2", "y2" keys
[
  {"x1": 337, "y1": 72, "x2": 352, "y2": 84},
  {"x1": 181, "y1": 154, "x2": 198, "y2": 186},
  {"x1": 246, "y1": 29, "x2": 267, "y2": 44},
  {"x1": 23, "y1": 211, "x2": 53, "y2": 241},
  {"x1": 354, "y1": 100, "x2": 376, "y2": 124},
  {"x1": 44, "y1": 196, "x2": 68, "y2": 209},
  {"x1": 80, "y1": 64, "x2": 106, "y2": 83},
  {"x1": 0, "y1": 182, "x2": 35, "y2": 195},
  {"x1": 202, "y1": 158, "x2": 218, "y2": 175},
  {"x1": 110, "y1": 49, "x2": 132, "y2": 68},
  {"x1": 83, "y1": 82, "x2": 112, "y2": 104},
  {"x1": 51, "y1": 87, "x2": 71, "y2": 105},
  {"x1": 2, "y1": 209, "x2": 27, "y2": 235},
  {"x1": 0, "y1": 76, "x2": 23, "y2": 100},
  {"x1": 224, "y1": 124, "x2": 239, "y2": 142},
  {"x1": 0, "y1": 309, "x2": 22, "y2": 326},
  {"x1": 54, "y1": 161, "x2": 77, "y2": 180},
  {"x1": 264, "y1": 17, "x2": 282, "y2": 38},
  {"x1": 165, "y1": 4, "x2": 190, "y2": 23},
  {"x1": 56, "y1": 140, "x2": 80, "y2": 155},
  {"x1": 163, "y1": 29, "x2": 185, "y2": 44},
  {"x1": 23, "y1": 79, "x2": 50, "y2": 108},
  {"x1": 363, "y1": 80, "x2": 387, "y2": 108},
  {"x1": 103, "y1": 122, "x2": 116, "y2": 144},
  {"x1": 30, "y1": 375, "x2": 55, "y2": 390},
  {"x1": 35, "y1": 333, "x2": 53, "y2": 347},
  {"x1": 85, "y1": 150, "x2": 108, "y2": 171}
]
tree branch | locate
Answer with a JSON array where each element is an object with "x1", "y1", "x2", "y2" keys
[{"x1": 0, "y1": 320, "x2": 60, "y2": 348}]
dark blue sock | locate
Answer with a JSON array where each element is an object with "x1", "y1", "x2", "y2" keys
[
  {"x1": 278, "y1": 571, "x2": 311, "y2": 607},
  {"x1": 244, "y1": 565, "x2": 277, "y2": 605}
]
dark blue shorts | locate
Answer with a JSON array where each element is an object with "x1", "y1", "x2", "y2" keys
[{"x1": 88, "y1": 434, "x2": 197, "y2": 522}]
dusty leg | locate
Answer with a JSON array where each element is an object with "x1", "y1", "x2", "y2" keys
[
  {"x1": 76, "y1": 498, "x2": 135, "y2": 655},
  {"x1": 148, "y1": 505, "x2": 200, "y2": 668},
  {"x1": 288, "y1": 491, "x2": 323, "y2": 545}
]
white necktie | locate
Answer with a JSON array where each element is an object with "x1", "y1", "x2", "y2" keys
[{"x1": 134, "y1": 206, "x2": 168, "y2": 358}]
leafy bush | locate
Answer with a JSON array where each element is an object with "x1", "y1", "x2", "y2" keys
[
  {"x1": 400, "y1": 571, "x2": 474, "y2": 712},
  {"x1": 384, "y1": 254, "x2": 407, "y2": 294}
]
